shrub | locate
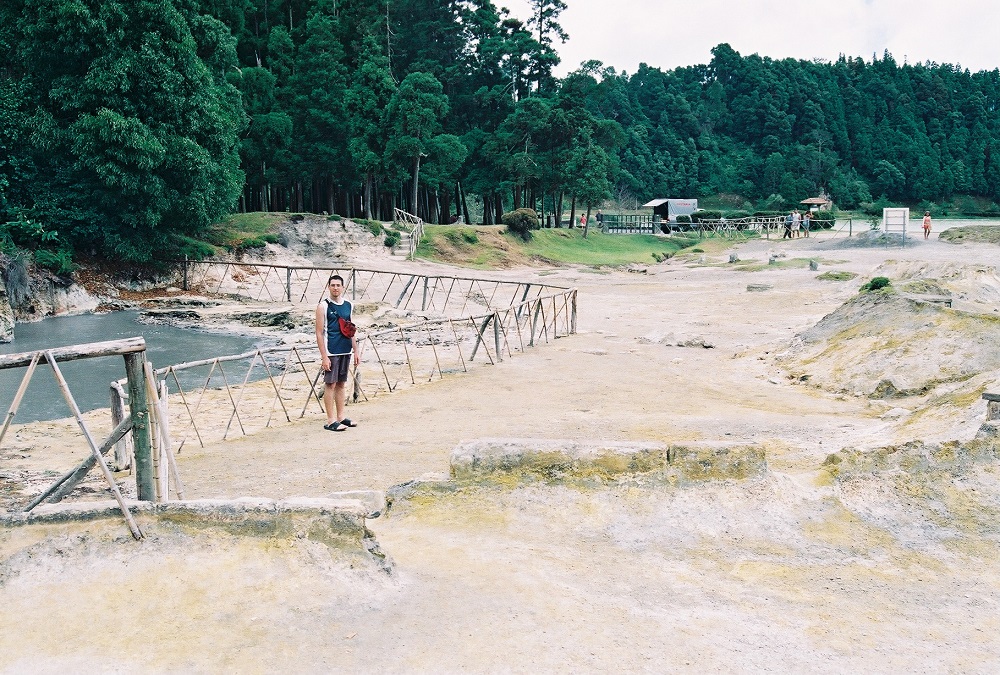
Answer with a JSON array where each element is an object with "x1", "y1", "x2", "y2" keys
[
  {"x1": 384, "y1": 231, "x2": 401, "y2": 248},
  {"x1": 366, "y1": 220, "x2": 384, "y2": 236},
  {"x1": 461, "y1": 229, "x2": 479, "y2": 244},
  {"x1": 659, "y1": 223, "x2": 672, "y2": 234},
  {"x1": 502, "y1": 208, "x2": 540, "y2": 241},
  {"x1": 328, "y1": 214, "x2": 342, "y2": 221},
  {"x1": 817, "y1": 271, "x2": 858, "y2": 281},
  {"x1": 34, "y1": 248, "x2": 77, "y2": 275},
  {"x1": 676, "y1": 214, "x2": 692, "y2": 224},
  {"x1": 691, "y1": 210, "x2": 722, "y2": 222},
  {"x1": 861, "y1": 276, "x2": 892, "y2": 292},
  {"x1": 239, "y1": 237, "x2": 269, "y2": 249},
  {"x1": 171, "y1": 235, "x2": 219, "y2": 260}
]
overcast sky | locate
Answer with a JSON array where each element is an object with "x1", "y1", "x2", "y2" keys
[{"x1": 501, "y1": 0, "x2": 1000, "y2": 76}]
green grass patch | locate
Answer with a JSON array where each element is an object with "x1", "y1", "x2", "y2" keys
[
  {"x1": 518, "y1": 229, "x2": 688, "y2": 266},
  {"x1": 416, "y1": 226, "x2": 695, "y2": 268},
  {"x1": 201, "y1": 212, "x2": 284, "y2": 252},
  {"x1": 816, "y1": 271, "x2": 858, "y2": 281},
  {"x1": 939, "y1": 225, "x2": 1000, "y2": 245}
]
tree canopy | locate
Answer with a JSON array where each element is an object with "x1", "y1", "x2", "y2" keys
[{"x1": 3, "y1": 0, "x2": 1000, "y2": 261}]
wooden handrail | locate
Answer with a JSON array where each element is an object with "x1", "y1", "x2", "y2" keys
[{"x1": 0, "y1": 337, "x2": 147, "y2": 370}]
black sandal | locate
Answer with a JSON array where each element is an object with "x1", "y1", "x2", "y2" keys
[
  {"x1": 323, "y1": 421, "x2": 345, "y2": 431},
  {"x1": 339, "y1": 418, "x2": 357, "y2": 427}
]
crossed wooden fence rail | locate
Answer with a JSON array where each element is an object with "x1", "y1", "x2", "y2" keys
[{"x1": 179, "y1": 260, "x2": 567, "y2": 316}]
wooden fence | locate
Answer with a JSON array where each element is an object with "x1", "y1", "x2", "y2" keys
[
  {"x1": 179, "y1": 260, "x2": 569, "y2": 315},
  {"x1": 115, "y1": 264, "x2": 578, "y2": 450},
  {"x1": 0, "y1": 338, "x2": 169, "y2": 538}
]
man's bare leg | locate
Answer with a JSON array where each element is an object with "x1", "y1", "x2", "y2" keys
[
  {"x1": 334, "y1": 381, "x2": 347, "y2": 422},
  {"x1": 324, "y1": 383, "x2": 336, "y2": 425}
]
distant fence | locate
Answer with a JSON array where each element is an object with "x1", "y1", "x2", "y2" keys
[
  {"x1": 601, "y1": 215, "x2": 839, "y2": 239},
  {"x1": 602, "y1": 214, "x2": 659, "y2": 234},
  {"x1": 179, "y1": 260, "x2": 568, "y2": 316},
  {"x1": 393, "y1": 207, "x2": 423, "y2": 259}
]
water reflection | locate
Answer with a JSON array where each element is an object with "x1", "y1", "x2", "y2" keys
[{"x1": 0, "y1": 312, "x2": 260, "y2": 422}]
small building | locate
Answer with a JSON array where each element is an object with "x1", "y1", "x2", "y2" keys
[
  {"x1": 800, "y1": 195, "x2": 833, "y2": 212},
  {"x1": 642, "y1": 198, "x2": 698, "y2": 222}
]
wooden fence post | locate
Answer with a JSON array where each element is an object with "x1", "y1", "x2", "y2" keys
[
  {"x1": 286, "y1": 267, "x2": 292, "y2": 302},
  {"x1": 182, "y1": 255, "x2": 188, "y2": 291},
  {"x1": 124, "y1": 352, "x2": 155, "y2": 501},
  {"x1": 109, "y1": 385, "x2": 130, "y2": 471},
  {"x1": 571, "y1": 290, "x2": 578, "y2": 334},
  {"x1": 493, "y1": 312, "x2": 502, "y2": 362}
]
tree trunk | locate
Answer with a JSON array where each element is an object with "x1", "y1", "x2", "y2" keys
[
  {"x1": 584, "y1": 204, "x2": 592, "y2": 238},
  {"x1": 494, "y1": 194, "x2": 503, "y2": 222},
  {"x1": 440, "y1": 188, "x2": 452, "y2": 224},
  {"x1": 513, "y1": 184, "x2": 522, "y2": 209},
  {"x1": 410, "y1": 155, "x2": 421, "y2": 218},
  {"x1": 459, "y1": 181, "x2": 471, "y2": 225},
  {"x1": 364, "y1": 174, "x2": 373, "y2": 220},
  {"x1": 556, "y1": 192, "x2": 564, "y2": 227},
  {"x1": 569, "y1": 195, "x2": 577, "y2": 228},
  {"x1": 482, "y1": 192, "x2": 492, "y2": 225}
]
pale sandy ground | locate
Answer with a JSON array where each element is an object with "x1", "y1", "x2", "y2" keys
[{"x1": 2, "y1": 227, "x2": 1000, "y2": 673}]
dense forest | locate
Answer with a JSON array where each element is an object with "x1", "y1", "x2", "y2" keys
[{"x1": 3, "y1": 0, "x2": 1000, "y2": 261}]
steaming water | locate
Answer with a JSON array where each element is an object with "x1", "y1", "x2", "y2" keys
[{"x1": 0, "y1": 312, "x2": 258, "y2": 422}]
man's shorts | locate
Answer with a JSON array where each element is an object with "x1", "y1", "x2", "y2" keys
[{"x1": 323, "y1": 354, "x2": 351, "y2": 384}]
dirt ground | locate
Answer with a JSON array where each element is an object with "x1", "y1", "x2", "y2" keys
[{"x1": 2, "y1": 226, "x2": 1000, "y2": 673}]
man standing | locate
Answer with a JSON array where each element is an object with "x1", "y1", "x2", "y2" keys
[{"x1": 315, "y1": 274, "x2": 360, "y2": 431}]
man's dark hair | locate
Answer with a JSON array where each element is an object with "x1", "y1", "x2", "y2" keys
[{"x1": 328, "y1": 274, "x2": 345, "y2": 285}]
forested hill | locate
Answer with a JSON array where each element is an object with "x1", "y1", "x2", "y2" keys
[{"x1": 2, "y1": 0, "x2": 1000, "y2": 262}]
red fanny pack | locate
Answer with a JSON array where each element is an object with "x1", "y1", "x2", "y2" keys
[{"x1": 338, "y1": 316, "x2": 357, "y2": 338}]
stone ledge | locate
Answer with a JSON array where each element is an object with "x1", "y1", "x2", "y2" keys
[
  {"x1": 1, "y1": 497, "x2": 377, "y2": 550},
  {"x1": 449, "y1": 438, "x2": 767, "y2": 483}
]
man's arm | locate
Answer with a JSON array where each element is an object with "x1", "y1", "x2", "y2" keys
[{"x1": 315, "y1": 303, "x2": 330, "y2": 371}]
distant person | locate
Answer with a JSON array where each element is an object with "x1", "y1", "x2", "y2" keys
[
  {"x1": 792, "y1": 209, "x2": 802, "y2": 237},
  {"x1": 315, "y1": 274, "x2": 360, "y2": 431},
  {"x1": 922, "y1": 211, "x2": 932, "y2": 239},
  {"x1": 802, "y1": 211, "x2": 812, "y2": 238},
  {"x1": 579, "y1": 214, "x2": 587, "y2": 228},
  {"x1": 783, "y1": 211, "x2": 794, "y2": 239},
  {"x1": 595, "y1": 209, "x2": 603, "y2": 225}
]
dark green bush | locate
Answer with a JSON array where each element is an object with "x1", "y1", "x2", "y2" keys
[
  {"x1": 328, "y1": 214, "x2": 342, "y2": 221},
  {"x1": 384, "y1": 231, "x2": 401, "y2": 248},
  {"x1": 239, "y1": 237, "x2": 269, "y2": 249},
  {"x1": 366, "y1": 220, "x2": 384, "y2": 236},
  {"x1": 461, "y1": 229, "x2": 479, "y2": 244},
  {"x1": 34, "y1": 248, "x2": 77, "y2": 275},
  {"x1": 676, "y1": 214, "x2": 692, "y2": 224},
  {"x1": 502, "y1": 208, "x2": 540, "y2": 241},
  {"x1": 861, "y1": 276, "x2": 892, "y2": 292},
  {"x1": 691, "y1": 210, "x2": 722, "y2": 222}
]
